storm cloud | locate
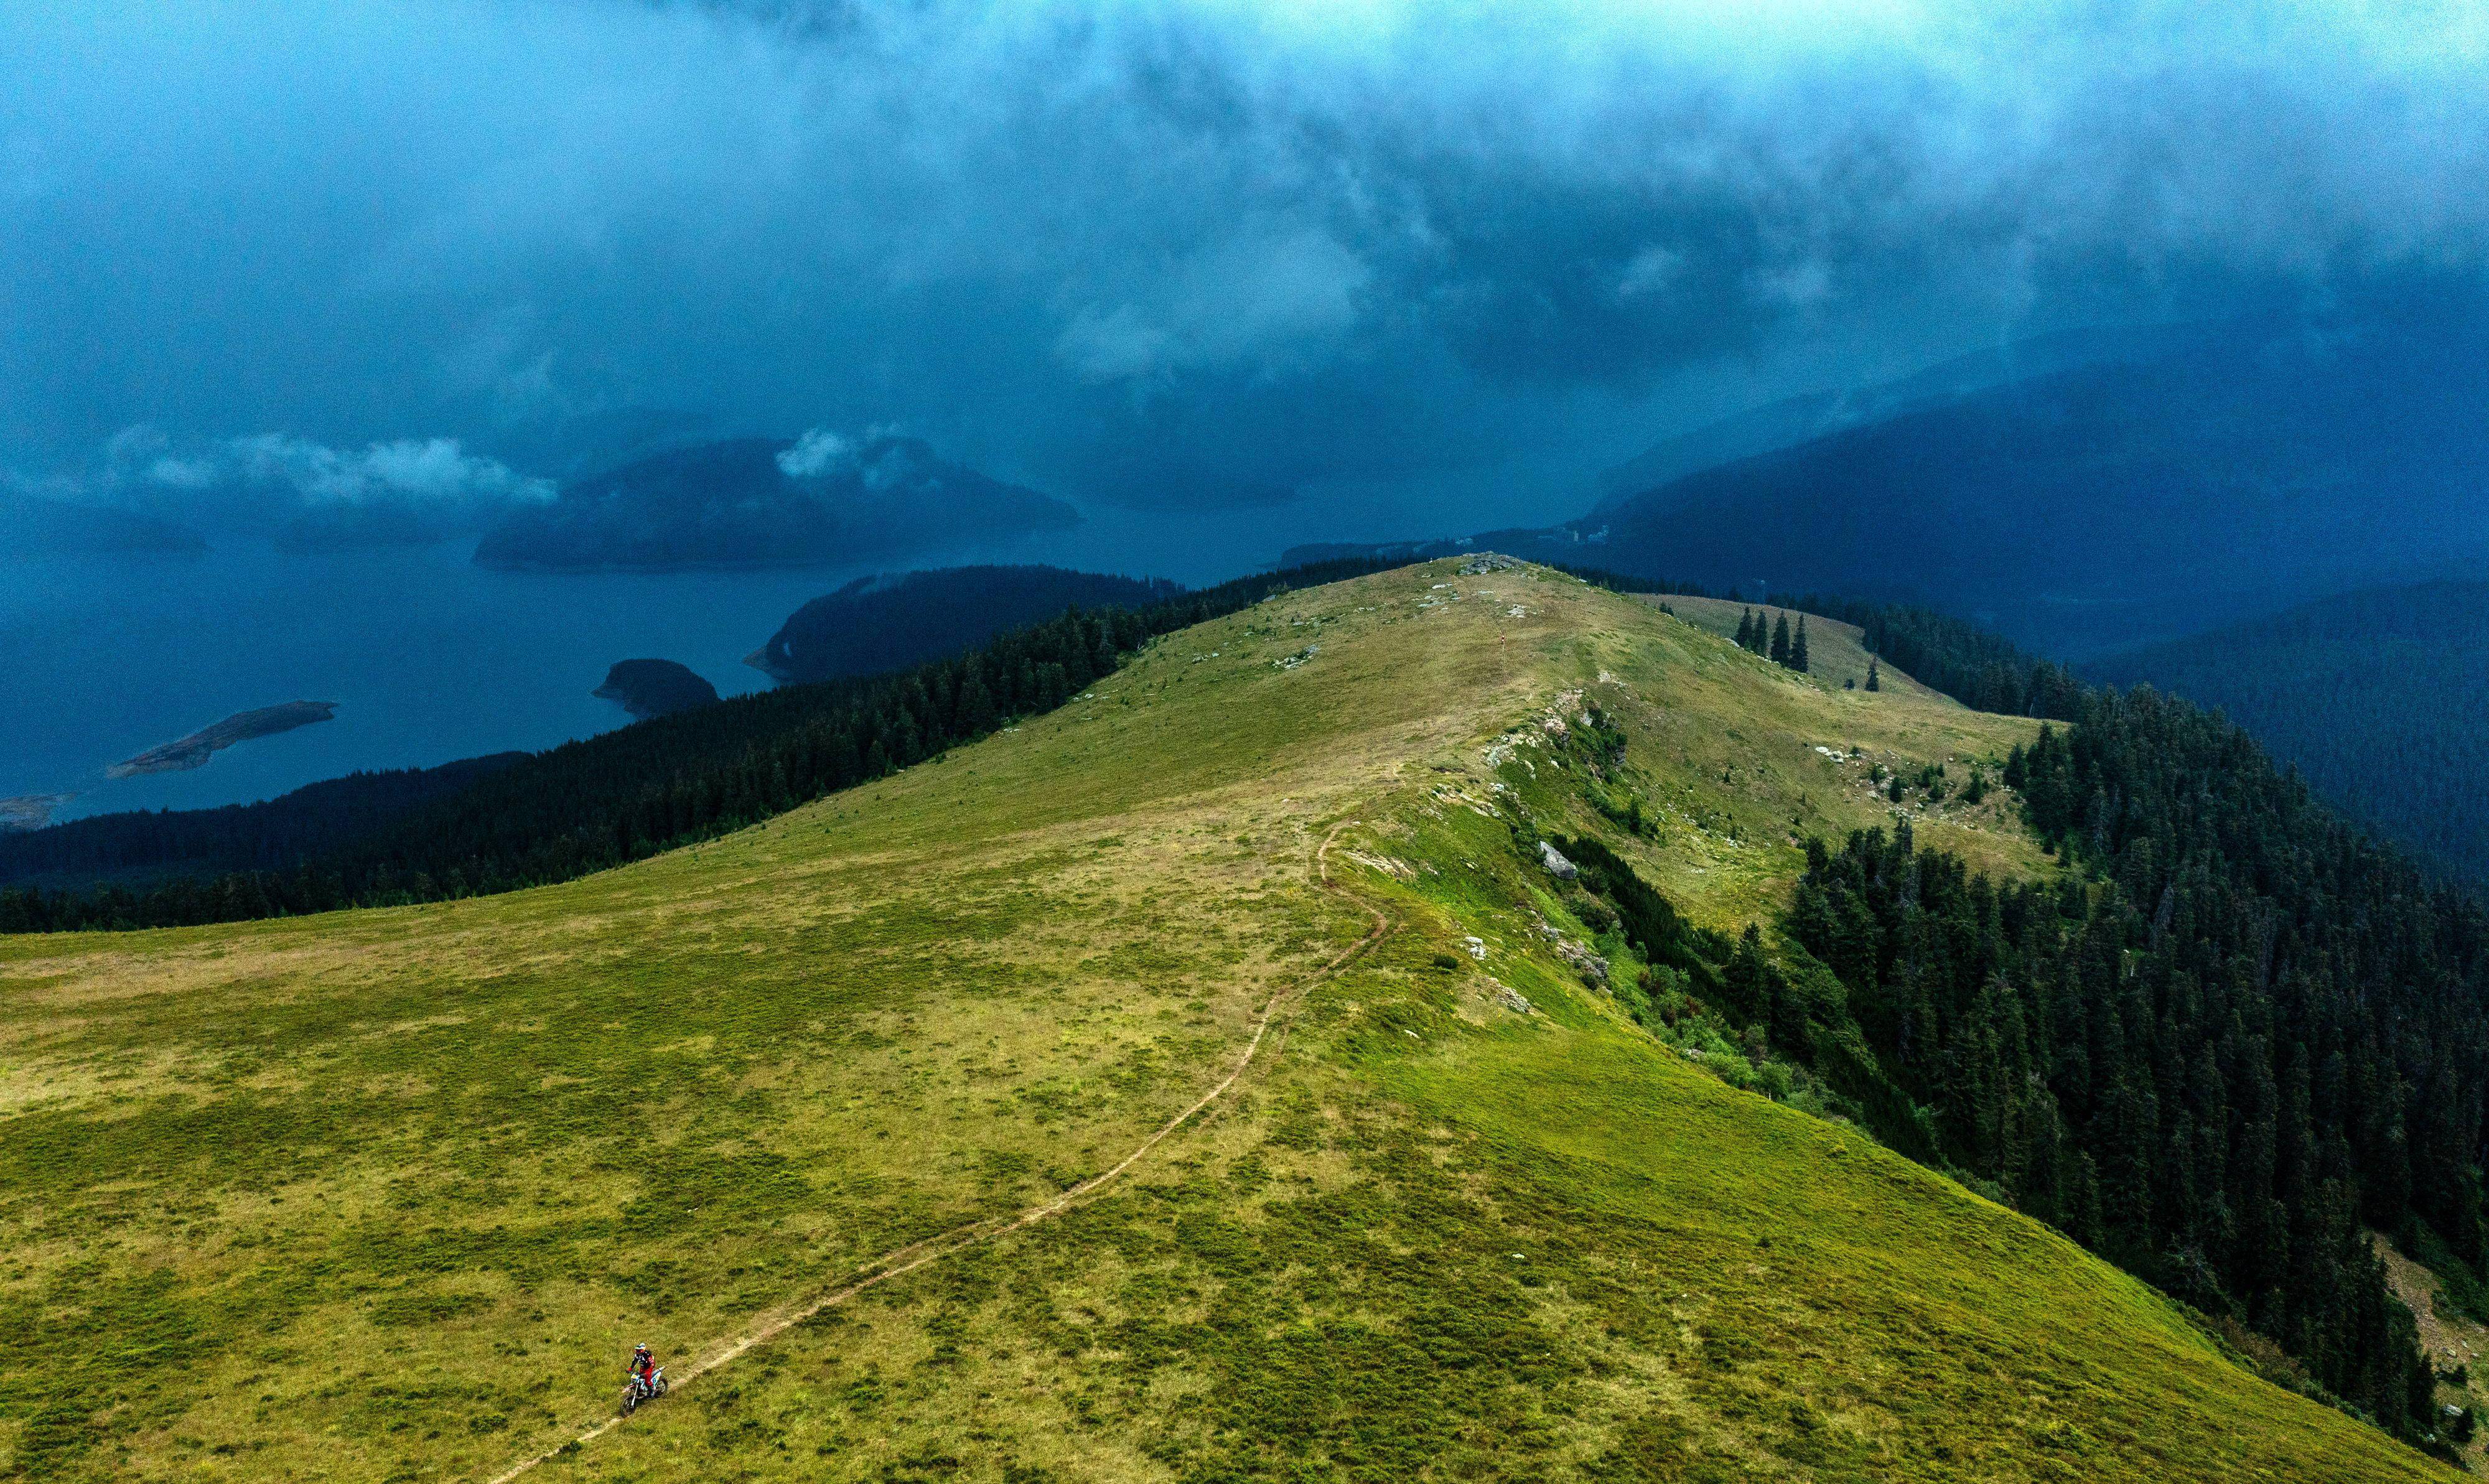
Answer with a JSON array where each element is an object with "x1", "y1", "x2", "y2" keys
[{"x1": 5, "y1": 1, "x2": 2485, "y2": 537}]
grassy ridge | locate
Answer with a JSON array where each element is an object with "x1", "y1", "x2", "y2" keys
[{"x1": 0, "y1": 562, "x2": 2445, "y2": 1480}]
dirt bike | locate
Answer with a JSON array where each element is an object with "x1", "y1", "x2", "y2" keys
[{"x1": 621, "y1": 1366, "x2": 669, "y2": 1416}]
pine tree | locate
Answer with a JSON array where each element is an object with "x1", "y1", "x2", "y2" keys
[
  {"x1": 1865, "y1": 658, "x2": 1881, "y2": 692},
  {"x1": 1724, "y1": 923, "x2": 1773, "y2": 1024},
  {"x1": 1770, "y1": 614, "x2": 1791, "y2": 665},
  {"x1": 1735, "y1": 609, "x2": 1755, "y2": 650},
  {"x1": 1791, "y1": 616, "x2": 1811, "y2": 673}
]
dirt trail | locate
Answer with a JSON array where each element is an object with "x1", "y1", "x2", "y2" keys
[{"x1": 485, "y1": 821, "x2": 1393, "y2": 1483}]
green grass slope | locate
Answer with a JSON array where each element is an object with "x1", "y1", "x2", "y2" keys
[
  {"x1": 0, "y1": 561, "x2": 2447, "y2": 1482},
  {"x1": 1655, "y1": 593, "x2": 1934, "y2": 699}
]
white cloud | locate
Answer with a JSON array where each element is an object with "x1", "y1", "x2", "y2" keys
[
  {"x1": 222, "y1": 433, "x2": 549, "y2": 508},
  {"x1": 144, "y1": 455, "x2": 218, "y2": 490},
  {"x1": 1616, "y1": 248, "x2": 1684, "y2": 303},
  {"x1": 776, "y1": 427, "x2": 856, "y2": 478},
  {"x1": 46, "y1": 427, "x2": 556, "y2": 543}
]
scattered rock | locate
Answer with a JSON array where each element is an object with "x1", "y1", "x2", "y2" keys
[
  {"x1": 1459, "y1": 553, "x2": 1523, "y2": 575},
  {"x1": 1343, "y1": 848, "x2": 1414, "y2": 880},
  {"x1": 1493, "y1": 981, "x2": 1534, "y2": 1014},
  {"x1": 1539, "y1": 841, "x2": 1579, "y2": 880},
  {"x1": 1273, "y1": 644, "x2": 1319, "y2": 670},
  {"x1": 1462, "y1": 936, "x2": 1488, "y2": 960},
  {"x1": 1554, "y1": 936, "x2": 1610, "y2": 987}
]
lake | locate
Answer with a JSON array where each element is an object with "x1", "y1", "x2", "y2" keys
[{"x1": 0, "y1": 503, "x2": 1358, "y2": 823}]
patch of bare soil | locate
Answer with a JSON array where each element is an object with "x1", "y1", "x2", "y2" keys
[{"x1": 2373, "y1": 1231, "x2": 2489, "y2": 1472}]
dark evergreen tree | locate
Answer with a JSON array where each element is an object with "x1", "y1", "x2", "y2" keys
[
  {"x1": 1866, "y1": 658, "x2": 1881, "y2": 691},
  {"x1": 1791, "y1": 616, "x2": 1811, "y2": 673},
  {"x1": 1735, "y1": 609, "x2": 1757, "y2": 650},
  {"x1": 1770, "y1": 614, "x2": 1792, "y2": 665},
  {"x1": 1777, "y1": 681, "x2": 2489, "y2": 1447},
  {"x1": 1, "y1": 558, "x2": 1398, "y2": 933}
]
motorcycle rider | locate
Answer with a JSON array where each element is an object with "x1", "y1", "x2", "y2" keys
[{"x1": 628, "y1": 1343, "x2": 658, "y2": 1399}]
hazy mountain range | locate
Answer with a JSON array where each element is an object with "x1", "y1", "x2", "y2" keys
[
  {"x1": 472, "y1": 434, "x2": 1079, "y2": 573},
  {"x1": 1299, "y1": 309, "x2": 2489, "y2": 659}
]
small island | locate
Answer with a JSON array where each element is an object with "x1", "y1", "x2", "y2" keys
[
  {"x1": 107, "y1": 701, "x2": 339, "y2": 778},
  {"x1": 593, "y1": 660, "x2": 719, "y2": 721},
  {"x1": 0, "y1": 793, "x2": 74, "y2": 832}
]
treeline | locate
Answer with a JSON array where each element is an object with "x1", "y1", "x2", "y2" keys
[
  {"x1": 0, "y1": 755, "x2": 525, "y2": 892},
  {"x1": 1730, "y1": 607, "x2": 1810, "y2": 672},
  {"x1": 1526, "y1": 574, "x2": 2482, "y2": 1445},
  {"x1": 754, "y1": 566, "x2": 1184, "y2": 684},
  {"x1": 1753, "y1": 688, "x2": 2489, "y2": 1446},
  {"x1": 0, "y1": 558, "x2": 1394, "y2": 933},
  {"x1": 1558, "y1": 562, "x2": 2086, "y2": 719}
]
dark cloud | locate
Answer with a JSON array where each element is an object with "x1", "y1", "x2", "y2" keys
[{"x1": 4, "y1": 2, "x2": 2485, "y2": 534}]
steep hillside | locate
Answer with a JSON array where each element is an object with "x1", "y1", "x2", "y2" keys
[
  {"x1": 0, "y1": 564, "x2": 2448, "y2": 1482},
  {"x1": 1641, "y1": 593, "x2": 1938, "y2": 699},
  {"x1": 2086, "y1": 581, "x2": 2489, "y2": 882}
]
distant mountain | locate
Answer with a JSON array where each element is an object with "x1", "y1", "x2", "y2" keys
[
  {"x1": 460, "y1": 404, "x2": 721, "y2": 485},
  {"x1": 2, "y1": 490, "x2": 205, "y2": 557},
  {"x1": 750, "y1": 564, "x2": 1182, "y2": 684},
  {"x1": 2086, "y1": 581, "x2": 2489, "y2": 881},
  {"x1": 1593, "y1": 322, "x2": 2182, "y2": 503},
  {"x1": 593, "y1": 658, "x2": 719, "y2": 721},
  {"x1": 0, "y1": 752, "x2": 525, "y2": 891},
  {"x1": 473, "y1": 435, "x2": 1080, "y2": 572},
  {"x1": 1297, "y1": 312, "x2": 2489, "y2": 658},
  {"x1": 1569, "y1": 312, "x2": 2489, "y2": 655}
]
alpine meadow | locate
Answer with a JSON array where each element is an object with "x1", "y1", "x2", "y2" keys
[
  {"x1": 11, "y1": 4, "x2": 2489, "y2": 1481},
  {"x1": 2, "y1": 563, "x2": 2470, "y2": 1481}
]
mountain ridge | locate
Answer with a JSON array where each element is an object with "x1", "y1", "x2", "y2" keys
[{"x1": 0, "y1": 562, "x2": 2464, "y2": 1479}]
